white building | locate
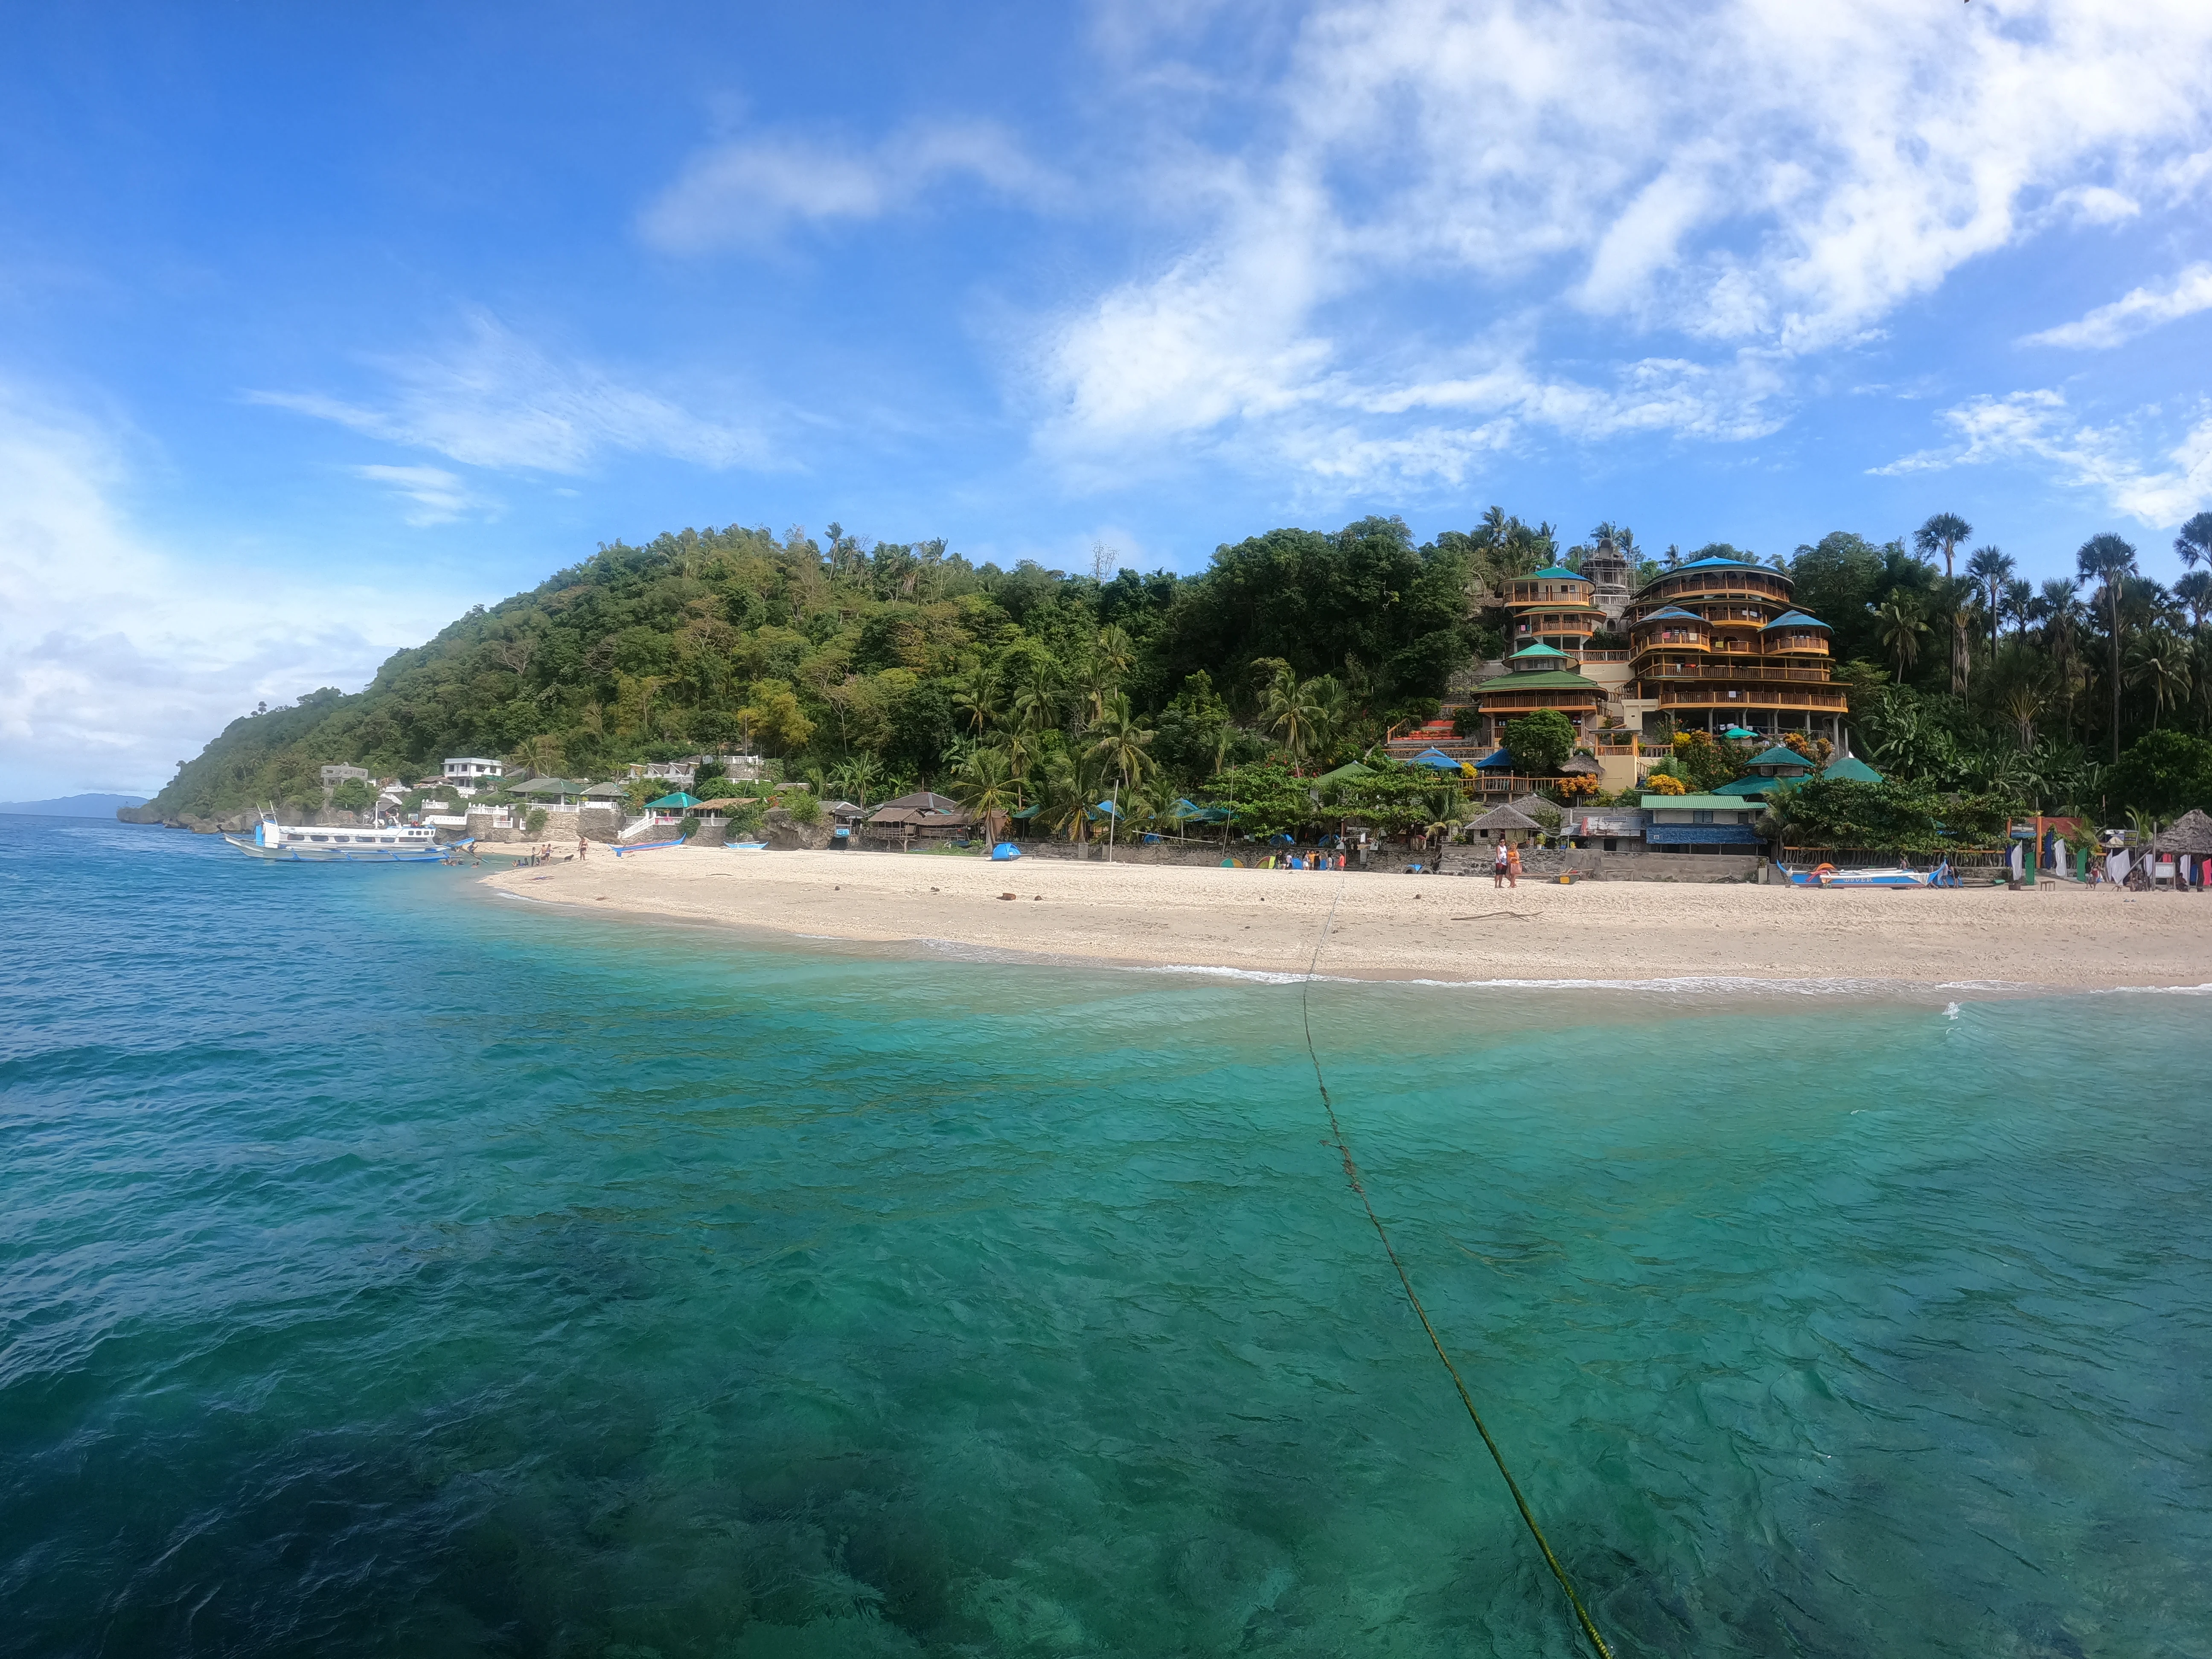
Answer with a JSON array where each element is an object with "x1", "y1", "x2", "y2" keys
[
  {"x1": 320, "y1": 764, "x2": 370, "y2": 787},
  {"x1": 442, "y1": 757, "x2": 504, "y2": 796}
]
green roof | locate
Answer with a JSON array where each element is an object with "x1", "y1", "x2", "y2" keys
[
  {"x1": 1712, "y1": 774, "x2": 1794, "y2": 797},
  {"x1": 1640, "y1": 793, "x2": 1760, "y2": 811},
  {"x1": 1745, "y1": 743, "x2": 1816, "y2": 770},
  {"x1": 1507, "y1": 641, "x2": 1570, "y2": 660},
  {"x1": 1526, "y1": 564, "x2": 1585, "y2": 582},
  {"x1": 1311, "y1": 760, "x2": 1375, "y2": 785},
  {"x1": 1480, "y1": 670, "x2": 1601, "y2": 692},
  {"x1": 1822, "y1": 755, "x2": 1884, "y2": 783},
  {"x1": 645, "y1": 791, "x2": 703, "y2": 809}
]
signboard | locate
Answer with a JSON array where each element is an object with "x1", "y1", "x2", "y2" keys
[
  {"x1": 2009, "y1": 821, "x2": 2038, "y2": 840},
  {"x1": 1578, "y1": 811, "x2": 1646, "y2": 838}
]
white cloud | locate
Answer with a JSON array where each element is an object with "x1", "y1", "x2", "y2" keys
[
  {"x1": 1038, "y1": 0, "x2": 2212, "y2": 482},
  {"x1": 1873, "y1": 388, "x2": 2212, "y2": 528},
  {"x1": 0, "y1": 389, "x2": 471, "y2": 799},
  {"x1": 639, "y1": 119, "x2": 1059, "y2": 253},
  {"x1": 250, "y1": 312, "x2": 768, "y2": 476},
  {"x1": 352, "y1": 464, "x2": 495, "y2": 527},
  {"x1": 2023, "y1": 262, "x2": 2212, "y2": 349}
]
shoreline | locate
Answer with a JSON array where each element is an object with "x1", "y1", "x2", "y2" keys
[{"x1": 478, "y1": 846, "x2": 2212, "y2": 994}]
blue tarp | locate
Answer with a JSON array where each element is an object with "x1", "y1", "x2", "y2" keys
[
  {"x1": 1472, "y1": 748, "x2": 1516, "y2": 771},
  {"x1": 1646, "y1": 824, "x2": 1765, "y2": 846},
  {"x1": 1409, "y1": 748, "x2": 1464, "y2": 770}
]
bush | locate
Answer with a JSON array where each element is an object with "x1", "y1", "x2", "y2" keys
[
  {"x1": 1670, "y1": 731, "x2": 1745, "y2": 792},
  {"x1": 329, "y1": 777, "x2": 374, "y2": 813},
  {"x1": 783, "y1": 791, "x2": 824, "y2": 826},
  {"x1": 525, "y1": 807, "x2": 548, "y2": 835},
  {"x1": 1770, "y1": 778, "x2": 2014, "y2": 851},
  {"x1": 1643, "y1": 773, "x2": 1687, "y2": 796}
]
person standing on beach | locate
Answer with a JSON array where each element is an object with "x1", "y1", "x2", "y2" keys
[
  {"x1": 1493, "y1": 838, "x2": 1509, "y2": 888},
  {"x1": 1505, "y1": 841, "x2": 1522, "y2": 889},
  {"x1": 577, "y1": 833, "x2": 589, "y2": 861}
]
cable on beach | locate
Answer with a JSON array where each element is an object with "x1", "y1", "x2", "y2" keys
[{"x1": 1299, "y1": 876, "x2": 1616, "y2": 1659}]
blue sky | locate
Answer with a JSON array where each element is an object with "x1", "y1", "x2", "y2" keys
[{"x1": 5, "y1": 0, "x2": 2211, "y2": 797}]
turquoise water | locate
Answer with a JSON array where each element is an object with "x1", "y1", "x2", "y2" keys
[{"x1": 3, "y1": 816, "x2": 2208, "y2": 1658}]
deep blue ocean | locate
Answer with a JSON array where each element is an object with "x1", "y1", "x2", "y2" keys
[{"x1": 3, "y1": 813, "x2": 2208, "y2": 1658}]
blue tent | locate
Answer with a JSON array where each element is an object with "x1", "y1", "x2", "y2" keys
[
  {"x1": 1409, "y1": 748, "x2": 1464, "y2": 770},
  {"x1": 990, "y1": 842, "x2": 1023, "y2": 860}
]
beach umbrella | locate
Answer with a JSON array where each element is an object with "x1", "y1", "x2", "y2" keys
[
  {"x1": 645, "y1": 792, "x2": 703, "y2": 809},
  {"x1": 1722, "y1": 725, "x2": 1758, "y2": 741}
]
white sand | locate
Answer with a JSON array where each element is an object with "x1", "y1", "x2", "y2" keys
[{"x1": 480, "y1": 847, "x2": 2212, "y2": 991}]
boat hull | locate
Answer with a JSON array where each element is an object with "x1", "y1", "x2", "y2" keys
[{"x1": 224, "y1": 835, "x2": 461, "y2": 863}]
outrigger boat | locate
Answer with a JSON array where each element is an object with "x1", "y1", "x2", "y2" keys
[{"x1": 224, "y1": 812, "x2": 467, "y2": 863}]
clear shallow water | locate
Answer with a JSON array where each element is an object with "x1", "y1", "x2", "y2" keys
[{"x1": 3, "y1": 815, "x2": 2208, "y2": 1659}]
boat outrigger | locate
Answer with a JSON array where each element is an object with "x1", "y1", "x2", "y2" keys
[
  {"x1": 1784, "y1": 860, "x2": 1960, "y2": 888},
  {"x1": 224, "y1": 812, "x2": 467, "y2": 863}
]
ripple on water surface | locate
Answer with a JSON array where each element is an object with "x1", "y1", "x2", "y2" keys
[{"x1": 2, "y1": 814, "x2": 2209, "y2": 1657}]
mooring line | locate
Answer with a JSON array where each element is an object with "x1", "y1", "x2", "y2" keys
[{"x1": 1301, "y1": 876, "x2": 1615, "y2": 1659}]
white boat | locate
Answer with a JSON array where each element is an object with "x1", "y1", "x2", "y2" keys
[{"x1": 224, "y1": 813, "x2": 463, "y2": 863}]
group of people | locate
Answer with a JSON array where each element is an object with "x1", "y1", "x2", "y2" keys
[{"x1": 1266, "y1": 850, "x2": 1348, "y2": 870}]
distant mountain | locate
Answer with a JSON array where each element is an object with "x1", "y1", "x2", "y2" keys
[{"x1": 0, "y1": 793, "x2": 152, "y2": 817}]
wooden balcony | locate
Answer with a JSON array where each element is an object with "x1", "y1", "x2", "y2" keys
[
  {"x1": 1653, "y1": 685, "x2": 1848, "y2": 711},
  {"x1": 1638, "y1": 663, "x2": 1834, "y2": 683}
]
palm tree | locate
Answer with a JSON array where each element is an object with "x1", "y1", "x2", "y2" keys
[
  {"x1": 2127, "y1": 630, "x2": 2192, "y2": 730},
  {"x1": 1085, "y1": 692, "x2": 1155, "y2": 797},
  {"x1": 952, "y1": 662, "x2": 1001, "y2": 738},
  {"x1": 1915, "y1": 512, "x2": 1973, "y2": 581},
  {"x1": 950, "y1": 743, "x2": 1020, "y2": 843},
  {"x1": 1936, "y1": 577, "x2": 1975, "y2": 696},
  {"x1": 1964, "y1": 546, "x2": 2014, "y2": 660},
  {"x1": 2002, "y1": 578, "x2": 2035, "y2": 647},
  {"x1": 2176, "y1": 570, "x2": 2212, "y2": 632},
  {"x1": 1252, "y1": 658, "x2": 1326, "y2": 767},
  {"x1": 2077, "y1": 532, "x2": 2139, "y2": 762},
  {"x1": 2176, "y1": 511, "x2": 2212, "y2": 571},
  {"x1": 1874, "y1": 596, "x2": 1928, "y2": 683}
]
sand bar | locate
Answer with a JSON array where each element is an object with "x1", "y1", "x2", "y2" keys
[{"x1": 480, "y1": 847, "x2": 2212, "y2": 992}]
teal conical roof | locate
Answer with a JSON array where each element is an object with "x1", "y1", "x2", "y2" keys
[{"x1": 1822, "y1": 755, "x2": 1883, "y2": 783}]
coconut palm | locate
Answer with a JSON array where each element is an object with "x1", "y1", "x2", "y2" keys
[
  {"x1": 951, "y1": 662, "x2": 1001, "y2": 737},
  {"x1": 1086, "y1": 692, "x2": 1155, "y2": 796},
  {"x1": 1915, "y1": 512, "x2": 1973, "y2": 580},
  {"x1": 2002, "y1": 578, "x2": 2036, "y2": 647},
  {"x1": 950, "y1": 743, "x2": 1020, "y2": 842},
  {"x1": 1873, "y1": 597, "x2": 1928, "y2": 683},
  {"x1": 1935, "y1": 577, "x2": 1976, "y2": 696},
  {"x1": 2077, "y1": 532, "x2": 2139, "y2": 762},
  {"x1": 1252, "y1": 658, "x2": 1327, "y2": 767},
  {"x1": 2176, "y1": 511, "x2": 2212, "y2": 571}
]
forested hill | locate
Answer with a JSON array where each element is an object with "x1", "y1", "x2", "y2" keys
[{"x1": 145, "y1": 516, "x2": 1482, "y2": 818}]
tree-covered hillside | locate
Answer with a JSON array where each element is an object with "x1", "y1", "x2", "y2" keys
[
  {"x1": 145, "y1": 507, "x2": 2212, "y2": 830},
  {"x1": 148, "y1": 516, "x2": 1481, "y2": 821}
]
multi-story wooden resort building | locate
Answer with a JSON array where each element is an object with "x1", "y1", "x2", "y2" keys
[
  {"x1": 1623, "y1": 556, "x2": 1847, "y2": 745},
  {"x1": 1502, "y1": 565, "x2": 1610, "y2": 652}
]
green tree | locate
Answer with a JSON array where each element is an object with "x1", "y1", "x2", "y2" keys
[
  {"x1": 2103, "y1": 730, "x2": 2212, "y2": 818},
  {"x1": 329, "y1": 777, "x2": 374, "y2": 813},
  {"x1": 1503, "y1": 709, "x2": 1575, "y2": 775},
  {"x1": 1086, "y1": 692, "x2": 1155, "y2": 796},
  {"x1": 2176, "y1": 511, "x2": 2212, "y2": 573},
  {"x1": 1873, "y1": 597, "x2": 1928, "y2": 683},
  {"x1": 1215, "y1": 760, "x2": 1308, "y2": 838}
]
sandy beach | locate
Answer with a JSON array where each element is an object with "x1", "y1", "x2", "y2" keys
[{"x1": 480, "y1": 846, "x2": 2212, "y2": 992}]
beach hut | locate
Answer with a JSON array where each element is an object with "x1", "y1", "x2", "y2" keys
[
  {"x1": 2151, "y1": 808, "x2": 2212, "y2": 888},
  {"x1": 1468, "y1": 801, "x2": 1542, "y2": 844}
]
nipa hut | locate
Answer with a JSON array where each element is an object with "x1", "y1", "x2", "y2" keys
[
  {"x1": 1467, "y1": 801, "x2": 1542, "y2": 842},
  {"x1": 2151, "y1": 809, "x2": 2212, "y2": 856}
]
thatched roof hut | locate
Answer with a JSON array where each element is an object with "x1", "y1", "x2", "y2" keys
[
  {"x1": 1468, "y1": 802, "x2": 1541, "y2": 834},
  {"x1": 2152, "y1": 808, "x2": 2212, "y2": 855}
]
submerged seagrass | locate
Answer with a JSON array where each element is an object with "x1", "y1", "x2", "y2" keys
[{"x1": 3, "y1": 813, "x2": 2209, "y2": 1656}]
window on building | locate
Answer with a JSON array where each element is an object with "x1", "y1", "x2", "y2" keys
[{"x1": 1692, "y1": 810, "x2": 1713, "y2": 824}]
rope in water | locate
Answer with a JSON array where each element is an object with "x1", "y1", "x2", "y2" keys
[{"x1": 1299, "y1": 877, "x2": 1615, "y2": 1659}]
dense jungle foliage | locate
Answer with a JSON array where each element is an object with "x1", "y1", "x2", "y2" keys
[{"x1": 146, "y1": 508, "x2": 2212, "y2": 833}]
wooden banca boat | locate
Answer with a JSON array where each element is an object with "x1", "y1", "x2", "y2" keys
[{"x1": 224, "y1": 814, "x2": 465, "y2": 863}]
